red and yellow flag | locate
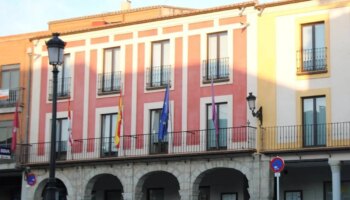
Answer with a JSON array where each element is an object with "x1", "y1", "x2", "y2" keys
[{"x1": 114, "y1": 92, "x2": 123, "y2": 148}]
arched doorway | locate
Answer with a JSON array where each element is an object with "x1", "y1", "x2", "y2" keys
[
  {"x1": 193, "y1": 168, "x2": 249, "y2": 200},
  {"x1": 135, "y1": 171, "x2": 180, "y2": 200},
  {"x1": 35, "y1": 178, "x2": 68, "y2": 200},
  {"x1": 85, "y1": 174, "x2": 123, "y2": 200}
]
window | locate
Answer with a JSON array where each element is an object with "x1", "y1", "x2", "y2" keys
[
  {"x1": 55, "y1": 118, "x2": 69, "y2": 160},
  {"x1": 221, "y1": 193, "x2": 237, "y2": 200},
  {"x1": 101, "y1": 113, "x2": 117, "y2": 157},
  {"x1": 203, "y1": 32, "x2": 229, "y2": 82},
  {"x1": 49, "y1": 54, "x2": 71, "y2": 100},
  {"x1": 1, "y1": 64, "x2": 19, "y2": 89},
  {"x1": 302, "y1": 96, "x2": 326, "y2": 147},
  {"x1": 0, "y1": 64, "x2": 20, "y2": 107},
  {"x1": 147, "y1": 188, "x2": 164, "y2": 200},
  {"x1": 99, "y1": 47, "x2": 121, "y2": 95},
  {"x1": 207, "y1": 103, "x2": 227, "y2": 150},
  {"x1": 149, "y1": 109, "x2": 168, "y2": 154},
  {"x1": 285, "y1": 191, "x2": 302, "y2": 200},
  {"x1": 147, "y1": 40, "x2": 170, "y2": 89},
  {"x1": 0, "y1": 121, "x2": 12, "y2": 147},
  {"x1": 298, "y1": 22, "x2": 326, "y2": 73}
]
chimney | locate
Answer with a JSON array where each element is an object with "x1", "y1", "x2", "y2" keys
[{"x1": 121, "y1": 0, "x2": 131, "y2": 11}]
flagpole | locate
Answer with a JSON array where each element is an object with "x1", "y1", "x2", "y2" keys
[
  {"x1": 168, "y1": 81, "x2": 173, "y2": 134},
  {"x1": 120, "y1": 82, "x2": 124, "y2": 156},
  {"x1": 67, "y1": 100, "x2": 74, "y2": 160},
  {"x1": 168, "y1": 81, "x2": 173, "y2": 153},
  {"x1": 211, "y1": 72, "x2": 219, "y2": 149}
]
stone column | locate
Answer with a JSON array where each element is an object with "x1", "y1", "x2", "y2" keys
[
  {"x1": 179, "y1": 189, "x2": 190, "y2": 200},
  {"x1": 122, "y1": 192, "x2": 133, "y2": 200},
  {"x1": 247, "y1": 156, "x2": 273, "y2": 200},
  {"x1": 329, "y1": 160, "x2": 341, "y2": 200}
]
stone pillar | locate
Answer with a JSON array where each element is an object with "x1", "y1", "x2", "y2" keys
[
  {"x1": 122, "y1": 192, "x2": 133, "y2": 200},
  {"x1": 248, "y1": 156, "x2": 273, "y2": 200},
  {"x1": 329, "y1": 160, "x2": 341, "y2": 200},
  {"x1": 179, "y1": 189, "x2": 190, "y2": 200}
]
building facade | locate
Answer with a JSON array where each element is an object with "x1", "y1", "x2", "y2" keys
[
  {"x1": 257, "y1": 0, "x2": 350, "y2": 199},
  {"x1": 22, "y1": 1, "x2": 272, "y2": 200},
  {"x1": 0, "y1": 32, "x2": 40, "y2": 200},
  {"x1": 0, "y1": 0, "x2": 348, "y2": 200}
]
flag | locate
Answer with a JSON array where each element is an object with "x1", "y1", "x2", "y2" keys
[
  {"x1": 67, "y1": 100, "x2": 74, "y2": 146},
  {"x1": 0, "y1": 89, "x2": 9, "y2": 100},
  {"x1": 211, "y1": 78, "x2": 219, "y2": 136},
  {"x1": 158, "y1": 84, "x2": 170, "y2": 141},
  {"x1": 11, "y1": 102, "x2": 19, "y2": 152},
  {"x1": 114, "y1": 91, "x2": 123, "y2": 148}
]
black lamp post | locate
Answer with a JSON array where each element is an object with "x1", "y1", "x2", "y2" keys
[
  {"x1": 45, "y1": 33, "x2": 65, "y2": 200},
  {"x1": 246, "y1": 92, "x2": 263, "y2": 125}
]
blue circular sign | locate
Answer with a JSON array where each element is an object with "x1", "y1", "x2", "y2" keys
[
  {"x1": 270, "y1": 157, "x2": 285, "y2": 173},
  {"x1": 27, "y1": 173, "x2": 36, "y2": 186}
]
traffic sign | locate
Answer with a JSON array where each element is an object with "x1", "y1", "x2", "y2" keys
[
  {"x1": 26, "y1": 173, "x2": 36, "y2": 186},
  {"x1": 270, "y1": 157, "x2": 285, "y2": 173}
]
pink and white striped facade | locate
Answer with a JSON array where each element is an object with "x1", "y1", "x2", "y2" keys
[{"x1": 29, "y1": 5, "x2": 256, "y2": 160}]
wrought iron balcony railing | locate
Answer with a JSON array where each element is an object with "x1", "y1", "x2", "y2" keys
[
  {"x1": 48, "y1": 77, "x2": 71, "y2": 100},
  {"x1": 297, "y1": 47, "x2": 327, "y2": 74},
  {"x1": 146, "y1": 65, "x2": 171, "y2": 89},
  {"x1": 0, "y1": 87, "x2": 24, "y2": 108},
  {"x1": 23, "y1": 126, "x2": 256, "y2": 164},
  {"x1": 202, "y1": 57, "x2": 229, "y2": 82},
  {"x1": 97, "y1": 71, "x2": 121, "y2": 95},
  {"x1": 261, "y1": 122, "x2": 350, "y2": 152}
]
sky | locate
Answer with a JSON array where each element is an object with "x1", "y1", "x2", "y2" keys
[{"x1": 0, "y1": 0, "x2": 258, "y2": 36}]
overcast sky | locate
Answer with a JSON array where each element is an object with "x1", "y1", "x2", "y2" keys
[{"x1": 0, "y1": 0, "x2": 260, "y2": 36}]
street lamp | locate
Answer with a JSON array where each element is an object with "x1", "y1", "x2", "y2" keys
[
  {"x1": 246, "y1": 92, "x2": 263, "y2": 125},
  {"x1": 45, "y1": 33, "x2": 65, "y2": 200}
]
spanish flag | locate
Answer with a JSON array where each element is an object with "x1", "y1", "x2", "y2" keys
[{"x1": 114, "y1": 91, "x2": 123, "y2": 148}]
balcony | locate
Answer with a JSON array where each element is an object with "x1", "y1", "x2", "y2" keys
[
  {"x1": 97, "y1": 71, "x2": 121, "y2": 95},
  {"x1": 0, "y1": 87, "x2": 24, "y2": 108},
  {"x1": 23, "y1": 126, "x2": 256, "y2": 164},
  {"x1": 296, "y1": 47, "x2": 327, "y2": 75},
  {"x1": 146, "y1": 65, "x2": 171, "y2": 90},
  {"x1": 48, "y1": 77, "x2": 71, "y2": 100},
  {"x1": 261, "y1": 122, "x2": 350, "y2": 153},
  {"x1": 202, "y1": 57, "x2": 229, "y2": 83}
]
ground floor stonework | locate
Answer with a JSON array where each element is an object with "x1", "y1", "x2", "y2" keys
[{"x1": 21, "y1": 155, "x2": 273, "y2": 200}]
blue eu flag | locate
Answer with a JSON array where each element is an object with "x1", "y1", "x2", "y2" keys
[{"x1": 158, "y1": 84, "x2": 169, "y2": 141}]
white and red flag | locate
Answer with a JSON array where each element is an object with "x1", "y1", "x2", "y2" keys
[
  {"x1": 68, "y1": 100, "x2": 74, "y2": 146},
  {"x1": 11, "y1": 103, "x2": 19, "y2": 152}
]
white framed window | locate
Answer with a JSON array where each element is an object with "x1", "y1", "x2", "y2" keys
[
  {"x1": 147, "y1": 40, "x2": 171, "y2": 89},
  {"x1": 99, "y1": 47, "x2": 121, "y2": 94},
  {"x1": 101, "y1": 113, "x2": 118, "y2": 157}
]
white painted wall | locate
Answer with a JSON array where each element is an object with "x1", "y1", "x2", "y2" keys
[{"x1": 274, "y1": 7, "x2": 350, "y2": 126}]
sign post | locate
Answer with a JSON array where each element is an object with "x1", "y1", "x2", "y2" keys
[{"x1": 270, "y1": 157, "x2": 285, "y2": 200}]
